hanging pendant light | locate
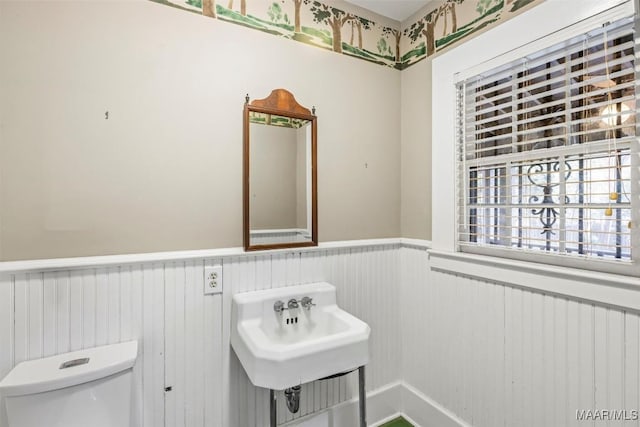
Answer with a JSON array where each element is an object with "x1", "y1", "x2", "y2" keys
[{"x1": 600, "y1": 102, "x2": 632, "y2": 126}]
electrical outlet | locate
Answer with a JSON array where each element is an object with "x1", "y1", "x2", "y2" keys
[{"x1": 204, "y1": 265, "x2": 223, "y2": 295}]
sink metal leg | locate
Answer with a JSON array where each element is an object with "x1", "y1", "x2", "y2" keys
[
  {"x1": 358, "y1": 366, "x2": 367, "y2": 427},
  {"x1": 270, "y1": 389, "x2": 277, "y2": 427}
]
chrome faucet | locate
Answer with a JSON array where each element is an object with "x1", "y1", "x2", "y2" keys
[
  {"x1": 274, "y1": 300, "x2": 285, "y2": 314},
  {"x1": 301, "y1": 296, "x2": 315, "y2": 310},
  {"x1": 274, "y1": 297, "x2": 314, "y2": 314}
]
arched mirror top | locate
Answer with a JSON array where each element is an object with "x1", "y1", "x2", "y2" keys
[{"x1": 246, "y1": 89, "x2": 315, "y2": 118}]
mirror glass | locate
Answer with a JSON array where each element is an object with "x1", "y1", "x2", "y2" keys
[
  {"x1": 243, "y1": 88, "x2": 317, "y2": 251},
  {"x1": 249, "y1": 113, "x2": 312, "y2": 246}
]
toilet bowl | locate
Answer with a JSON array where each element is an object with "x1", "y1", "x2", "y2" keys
[{"x1": 0, "y1": 341, "x2": 138, "y2": 427}]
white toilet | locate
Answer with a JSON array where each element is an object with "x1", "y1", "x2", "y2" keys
[{"x1": 0, "y1": 341, "x2": 138, "y2": 427}]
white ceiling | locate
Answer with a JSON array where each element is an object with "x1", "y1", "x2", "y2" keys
[{"x1": 346, "y1": 0, "x2": 431, "y2": 22}]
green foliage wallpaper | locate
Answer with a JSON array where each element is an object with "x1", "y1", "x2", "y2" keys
[
  {"x1": 249, "y1": 112, "x2": 309, "y2": 128},
  {"x1": 400, "y1": 0, "x2": 542, "y2": 68},
  {"x1": 150, "y1": 0, "x2": 544, "y2": 69}
]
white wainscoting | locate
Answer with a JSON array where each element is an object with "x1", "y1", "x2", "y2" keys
[
  {"x1": 0, "y1": 242, "x2": 401, "y2": 427},
  {"x1": 400, "y1": 246, "x2": 640, "y2": 427},
  {"x1": 4, "y1": 242, "x2": 638, "y2": 427}
]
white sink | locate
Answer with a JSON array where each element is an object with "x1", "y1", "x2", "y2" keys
[{"x1": 230, "y1": 282, "x2": 370, "y2": 390}]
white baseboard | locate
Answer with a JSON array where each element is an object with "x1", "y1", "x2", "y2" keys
[
  {"x1": 282, "y1": 382, "x2": 402, "y2": 427},
  {"x1": 281, "y1": 381, "x2": 470, "y2": 427},
  {"x1": 401, "y1": 383, "x2": 471, "y2": 427}
]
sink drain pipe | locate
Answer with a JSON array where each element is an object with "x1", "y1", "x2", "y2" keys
[
  {"x1": 269, "y1": 366, "x2": 366, "y2": 427},
  {"x1": 284, "y1": 385, "x2": 301, "y2": 413}
]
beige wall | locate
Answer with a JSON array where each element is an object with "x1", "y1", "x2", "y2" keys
[
  {"x1": 249, "y1": 124, "x2": 297, "y2": 230},
  {"x1": 0, "y1": 0, "x2": 401, "y2": 261},
  {"x1": 400, "y1": 59, "x2": 432, "y2": 240}
]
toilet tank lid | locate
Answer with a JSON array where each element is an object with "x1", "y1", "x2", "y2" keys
[{"x1": 0, "y1": 341, "x2": 138, "y2": 397}]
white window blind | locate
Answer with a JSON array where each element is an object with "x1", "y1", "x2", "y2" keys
[{"x1": 456, "y1": 16, "x2": 638, "y2": 267}]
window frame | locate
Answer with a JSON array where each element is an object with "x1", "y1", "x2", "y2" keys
[{"x1": 431, "y1": 0, "x2": 639, "y2": 277}]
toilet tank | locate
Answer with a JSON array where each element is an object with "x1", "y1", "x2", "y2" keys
[{"x1": 0, "y1": 341, "x2": 138, "y2": 427}]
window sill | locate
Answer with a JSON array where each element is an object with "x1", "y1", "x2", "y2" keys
[{"x1": 428, "y1": 249, "x2": 640, "y2": 311}]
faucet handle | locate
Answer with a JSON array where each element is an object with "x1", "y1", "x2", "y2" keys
[
  {"x1": 274, "y1": 300, "x2": 285, "y2": 314},
  {"x1": 301, "y1": 296, "x2": 316, "y2": 310}
]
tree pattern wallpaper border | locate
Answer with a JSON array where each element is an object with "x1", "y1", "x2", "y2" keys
[{"x1": 150, "y1": 0, "x2": 545, "y2": 70}]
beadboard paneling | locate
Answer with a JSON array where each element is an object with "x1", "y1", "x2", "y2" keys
[
  {"x1": 400, "y1": 246, "x2": 640, "y2": 427},
  {"x1": 3, "y1": 243, "x2": 638, "y2": 427},
  {"x1": 224, "y1": 246, "x2": 402, "y2": 426},
  {"x1": 0, "y1": 243, "x2": 401, "y2": 427}
]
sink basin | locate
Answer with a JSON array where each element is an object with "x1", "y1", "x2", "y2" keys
[{"x1": 230, "y1": 282, "x2": 370, "y2": 390}]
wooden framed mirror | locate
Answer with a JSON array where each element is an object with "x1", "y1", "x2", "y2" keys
[{"x1": 243, "y1": 89, "x2": 318, "y2": 251}]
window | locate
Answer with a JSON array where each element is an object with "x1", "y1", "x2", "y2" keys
[{"x1": 456, "y1": 16, "x2": 638, "y2": 270}]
